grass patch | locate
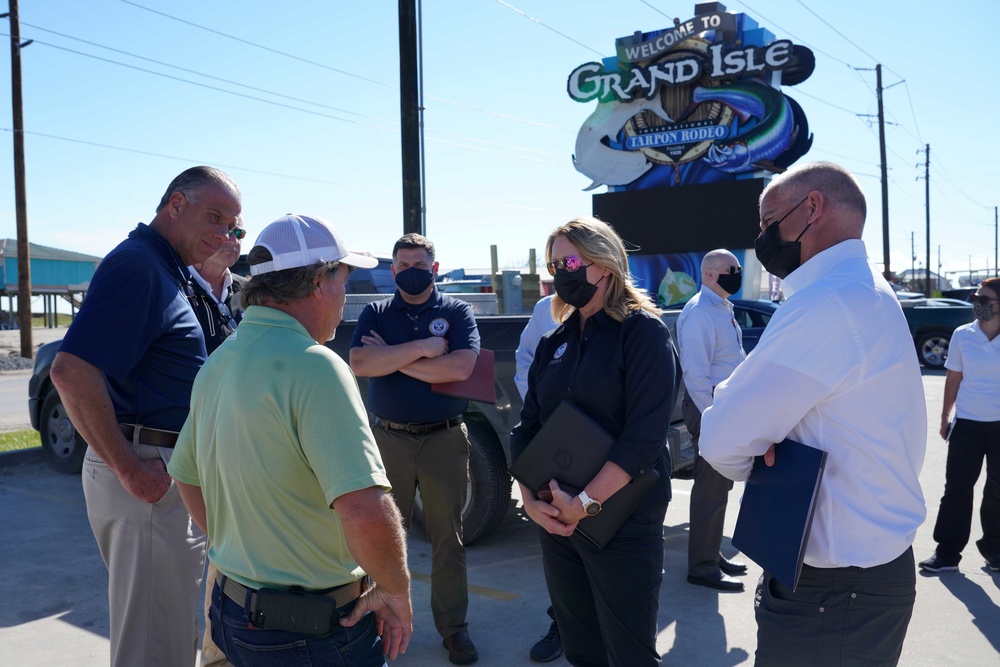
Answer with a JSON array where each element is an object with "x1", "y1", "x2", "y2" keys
[{"x1": 0, "y1": 429, "x2": 41, "y2": 452}]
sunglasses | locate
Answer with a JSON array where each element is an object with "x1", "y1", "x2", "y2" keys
[
  {"x1": 227, "y1": 227, "x2": 247, "y2": 240},
  {"x1": 723, "y1": 265, "x2": 742, "y2": 275},
  {"x1": 970, "y1": 294, "x2": 999, "y2": 306},
  {"x1": 546, "y1": 255, "x2": 591, "y2": 276}
]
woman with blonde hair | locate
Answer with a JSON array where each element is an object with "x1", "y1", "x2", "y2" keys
[{"x1": 511, "y1": 216, "x2": 678, "y2": 666}]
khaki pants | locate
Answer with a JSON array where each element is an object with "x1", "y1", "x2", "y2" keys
[
  {"x1": 83, "y1": 444, "x2": 206, "y2": 667},
  {"x1": 374, "y1": 421, "x2": 470, "y2": 638}
]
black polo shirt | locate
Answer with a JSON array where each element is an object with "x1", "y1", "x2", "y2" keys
[
  {"x1": 351, "y1": 288, "x2": 481, "y2": 424},
  {"x1": 510, "y1": 308, "x2": 677, "y2": 495}
]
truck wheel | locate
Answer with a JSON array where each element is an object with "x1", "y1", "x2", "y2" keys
[
  {"x1": 39, "y1": 389, "x2": 86, "y2": 474},
  {"x1": 412, "y1": 417, "x2": 513, "y2": 546},
  {"x1": 916, "y1": 331, "x2": 950, "y2": 369}
]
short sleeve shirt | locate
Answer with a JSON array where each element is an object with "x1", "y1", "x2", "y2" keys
[
  {"x1": 350, "y1": 289, "x2": 481, "y2": 423},
  {"x1": 59, "y1": 224, "x2": 206, "y2": 431},
  {"x1": 169, "y1": 306, "x2": 390, "y2": 591},
  {"x1": 945, "y1": 320, "x2": 1000, "y2": 422}
]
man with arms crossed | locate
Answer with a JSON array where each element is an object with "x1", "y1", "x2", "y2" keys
[
  {"x1": 50, "y1": 166, "x2": 242, "y2": 666},
  {"x1": 168, "y1": 214, "x2": 412, "y2": 664},
  {"x1": 350, "y1": 233, "x2": 481, "y2": 665},
  {"x1": 677, "y1": 249, "x2": 748, "y2": 592},
  {"x1": 700, "y1": 161, "x2": 926, "y2": 666}
]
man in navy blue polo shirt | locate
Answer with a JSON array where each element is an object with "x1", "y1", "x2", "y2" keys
[
  {"x1": 51, "y1": 166, "x2": 242, "y2": 667},
  {"x1": 350, "y1": 233, "x2": 481, "y2": 665}
]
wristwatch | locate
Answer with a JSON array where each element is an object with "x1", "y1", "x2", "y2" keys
[{"x1": 578, "y1": 490, "x2": 602, "y2": 517}]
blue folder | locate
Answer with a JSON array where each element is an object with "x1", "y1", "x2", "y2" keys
[{"x1": 731, "y1": 438, "x2": 828, "y2": 591}]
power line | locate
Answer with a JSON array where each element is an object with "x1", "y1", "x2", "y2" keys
[
  {"x1": 735, "y1": 0, "x2": 854, "y2": 68},
  {"x1": 636, "y1": 1, "x2": 675, "y2": 22},
  {"x1": 16, "y1": 22, "x2": 400, "y2": 126},
  {"x1": 795, "y1": 0, "x2": 880, "y2": 65},
  {"x1": 6, "y1": 33, "x2": 400, "y2": 132},
  {"x1": 119, "y1": 0, "x2": 571, "y2": 132},
  {"x1": 493, "y1": 0, "x2": 605, "y2": 57},
  {"x1": 2, "y1": 127, "x2": 554, "y2": 212},
  {"x1": 7, "y1": 32, "x2": 564, "y2": 165},
  {"x1": 118, "y1": 0, "x2": 392, "y2": 89}
]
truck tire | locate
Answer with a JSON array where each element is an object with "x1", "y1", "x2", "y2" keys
[
  {"x1": 412, "y1": 417, "x2": 513, "y2": 545},
  {"x1": 916, "y1": 331, "x2": 950, "y2": 370},
  {"x1": 39, "y1": 388, "x2": 86, "y2": 475}
]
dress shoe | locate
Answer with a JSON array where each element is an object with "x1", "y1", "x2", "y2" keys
[
  {"x1": 443, "y1": 629, "x2": 478, "y2": 665},
  {"x1": 719, "y1": 556, "x2": 748, "y2": 575},
  {"x1": 687, "y1": 570, "x2": 745, "y2": 591}
]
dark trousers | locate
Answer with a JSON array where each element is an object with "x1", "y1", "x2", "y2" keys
[
  {"x1": 682, "y1": 392, "x2": 734, "y2": 576},
  {"x1": 932, "y1": 418, "x2": 1000, "y2": 561},
  {"x1": 540, "y1": 493, "x2": 668, "y2": 667},
  {"x1": 374, "y1": 421, "x2": 470, "y2": 638},
  {"x1": 755, "y1": 547, "x2": 916, "y2": 666}
]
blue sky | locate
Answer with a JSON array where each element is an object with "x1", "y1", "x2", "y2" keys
[{"x1": 0, "y1": 0, "x2": 996, "y2": 285}]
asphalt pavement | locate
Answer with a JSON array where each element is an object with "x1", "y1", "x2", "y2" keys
[{"x1": 1, "y1": 370, "x2": 998, "y2": 666}]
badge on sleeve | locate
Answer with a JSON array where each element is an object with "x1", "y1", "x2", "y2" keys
[
  {"x1": 554, "y1": 342, "x2": 567, "y2": 359},
  {"x1": 429, "y1": 318, "x2": 449, "y2": 336}
]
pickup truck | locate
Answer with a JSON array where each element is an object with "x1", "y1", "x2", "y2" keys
[
  {"x1": 899, "y1": 297, "x2": 974, "y2": 369},
  {"x1": 28, "y1": 293, "x2": 694, "y2": 545}
]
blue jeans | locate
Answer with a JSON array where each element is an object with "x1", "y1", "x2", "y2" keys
[{"x1": 209, "y1": 581, "x2": 386, "y2": 667}]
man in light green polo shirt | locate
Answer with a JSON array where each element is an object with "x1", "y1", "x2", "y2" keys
[{"x1": 168, "y1": 213, "x2": 412, "y2": 664}]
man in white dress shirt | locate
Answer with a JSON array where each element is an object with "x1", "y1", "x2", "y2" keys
[
  {"x1": 700, "y1": 161, "x2": 926, "y2": 666},
  {"x1": 677, "y1": 249, "x2": 747, "y2": 592}
]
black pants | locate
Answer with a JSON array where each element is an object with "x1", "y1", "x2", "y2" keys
[
  {"x1": 932, "y1": 418, "x2": 1000, "y2": 561},
  {"x1": 754, "y1": 547, "x2": 916, "y2": 666},
  {"x1": 682, "y1": 392, "x2": 735, "y2": 576},
  {"x1": 540, "y1": 492, "x2": 669, "y2": 667}
]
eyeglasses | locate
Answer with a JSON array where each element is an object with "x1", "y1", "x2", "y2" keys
[
  {"x1": 217, "y1": 302, "x2": 238, "y2": 331},
  {"x1": 227, "y1": 227, "x2": 246, "y2": 240},
  {"x1": 723, "y1": 265, "x2": 742, "y2": 275},
  {"x1": 970, "y1": 294, "x2": 999, "y2": 306},
  {"x1": 546, "y1": 255, "x2": 591, "y2": 276}
]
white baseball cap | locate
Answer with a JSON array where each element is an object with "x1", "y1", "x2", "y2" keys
[{"x1": 249, "y1": 213, "x2": 378, "y2": 276}]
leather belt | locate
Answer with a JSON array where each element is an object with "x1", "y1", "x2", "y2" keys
[
  {"x1": 119, "y1": 423, "x2": 179, "y2": 449},
  {"x1": 374, "y1": 416, "x2": 463, "y2": 435},
  {"x1": 217, "y1": 573, "x2": 364, "y2": 610}
]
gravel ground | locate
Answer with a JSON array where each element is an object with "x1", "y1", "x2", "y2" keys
[{"x1": 0, "y1": 327, "x2": 66, "y2": 373}]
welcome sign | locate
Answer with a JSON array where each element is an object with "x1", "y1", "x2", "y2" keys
[{"x1": 569, "y1": 4, "x2": 814, "y2": 191}]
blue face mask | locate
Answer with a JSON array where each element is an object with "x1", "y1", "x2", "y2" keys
[{"x1": 395, "y1": 267, "x2": 435, "y2": 296}]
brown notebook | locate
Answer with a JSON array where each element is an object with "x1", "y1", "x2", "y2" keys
[
  {"x1": 431, "y1": 348, "x2": 496, "y2": 404},
  {"x1": 509, "y1": 401, "x2": 660, "y2": 548}
]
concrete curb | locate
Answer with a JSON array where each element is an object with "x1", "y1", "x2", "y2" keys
[{"x1": 0, "y1": 446, "x2": 45, "y2": 468}]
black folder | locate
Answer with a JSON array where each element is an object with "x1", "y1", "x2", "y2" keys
[
  {"x1": 509, "y1": 401, "x2": 660, "y2": 548},
  {"x1": 731, "y1": 438, "x2": 828, "y2": 591}
]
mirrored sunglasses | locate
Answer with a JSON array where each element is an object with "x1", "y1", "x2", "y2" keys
[
  {"x1": 545, "y1": 255, "x2": 589, "y2": 276},
  {"x1": 227, "y1": 227, "x2": 247, "y2": 240}
]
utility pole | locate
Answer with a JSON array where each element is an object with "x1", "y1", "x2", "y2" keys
[
  {"x1": 910, "y1": 231, "x2": 915, "y2": 286},
  {"x1": 922, "y1": 144, "x2": 931, "y2": 296},
  {"x1": 398, "y1": 0, "x2": 425, "y2": 236},
  {"x1": 3, "y1": 0, "x2": 33, "y2": 357},
  {"x1": 876, "y1": 64, "x2": 891, "y2": 281}
]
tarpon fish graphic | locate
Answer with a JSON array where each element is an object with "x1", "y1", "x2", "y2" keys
[
  {"x1": 692, "y1": 82, "x2": 794, "y2": 173},
  {"x1": 572, "y1": 96, "x2": 674, "y2": 191}
]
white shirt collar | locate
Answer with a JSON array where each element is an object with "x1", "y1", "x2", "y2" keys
[{"x1": 782, "y1": 239, "x2": 867, "y2": 297}]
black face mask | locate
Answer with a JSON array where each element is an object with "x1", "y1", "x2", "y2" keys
[
  {"x1": 754, "y1": 219, "x2": 812, "y2": 280},
  {"x1": 716, "y1": 271, "x2": 742, "y2": 296},
  {"x1": 394, "y1": 267, "x2": 435, "y2": 296},
  {"x1": 554, "y1": 267, "x2": 600, "y2": 308}
]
